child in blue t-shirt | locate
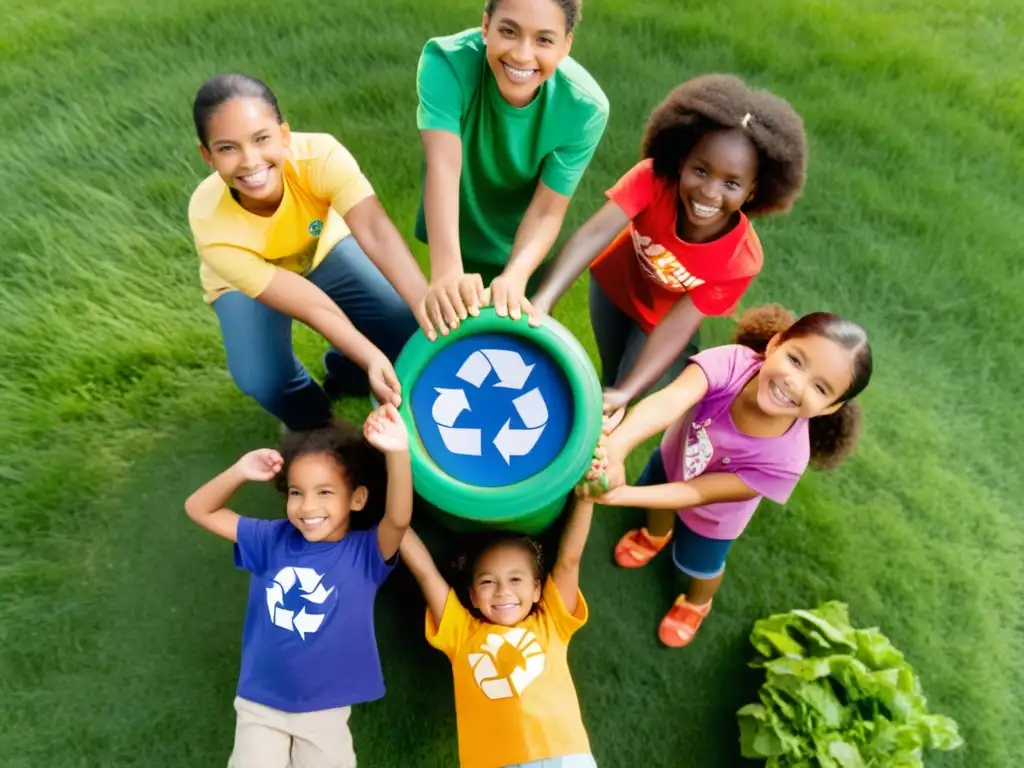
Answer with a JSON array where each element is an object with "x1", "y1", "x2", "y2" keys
[{"x1": 185, "y1": 404, "x2": 412, "y2": 768}]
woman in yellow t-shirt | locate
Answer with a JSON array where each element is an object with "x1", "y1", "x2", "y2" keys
[{"x1": 188, "y1": 73, "x2": 433, "y2": 431}]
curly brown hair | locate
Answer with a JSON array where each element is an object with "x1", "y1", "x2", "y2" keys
[
  {"x1": 732, "y1": 304, "x2": 871, "y2": 469},
  {"x1": 641, "y1": 74, "x2": 807, "y2": 217},
  {"x1": 275, "y1": 419, "x2": 386, "y2": 516},
  {"x1": 484, "y1": 0, "x2": 582, "y2": 32}
]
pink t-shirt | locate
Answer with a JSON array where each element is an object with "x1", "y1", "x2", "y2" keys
[{"x1": 659, "y1": 345, "x2": 810, "y2": 540}]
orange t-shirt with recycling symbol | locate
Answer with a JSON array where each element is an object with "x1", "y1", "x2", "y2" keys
[{"x1": 425, "y1": 576, "x2": 590, "y2": 768}]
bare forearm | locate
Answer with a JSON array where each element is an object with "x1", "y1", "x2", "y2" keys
[
  {"x1": 609, "y1": 474, "x2": 758, "y2": 510},
  {"x1": 352, "y1": 203, "x2": 429, "y2": 310},
  {"x1": 185, "y1": 464, "x2": 246, "y2": 519},
  {"x1": 423, "y1": 154, "x2": 463, "y2": 277},
  {"x1": 305, "y1": 303, "x2": 379, "y2": 369},
  {"x1": 532, "y1": 201, "x2": 628, "y2": 312},
  {"x1": 616, "y1": 314, "x2": 703, "y2": 401},
  {"x1": 383, "y1": 451, "x2": 413, "y2": 532},
  {"x1": 555, "y1": 498, "x2": 595, "y2": 568},
  {"x1": 505, "y1": 205, "x2": 564, "y2": 283}
]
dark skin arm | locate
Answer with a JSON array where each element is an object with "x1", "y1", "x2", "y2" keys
[
  {"x1": 602, "y1": 295, "x2": 706, "y2": 430},
  {"x1": 530, "y1": 200, "x2": 629, "y2": 316}
]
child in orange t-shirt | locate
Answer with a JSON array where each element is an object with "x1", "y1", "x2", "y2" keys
[
  {"x1": 531, "y1": 74, "x2": 808, "y2": 429},
  {"x1": 399, "y1": 495, "x2": 597, "y2": 768}
]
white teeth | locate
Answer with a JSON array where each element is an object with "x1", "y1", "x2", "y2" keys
[
  {"x1": 770, "y1": 381, "x2": 796, "y2": 407},
  {"x1": 502, "y1": 62, "x2": 535, "y2": 82},
  {"x1": 691, "y1": 201, "x2": 721, "y2": 218},
  {"x1": 239, "y1": 167, "x2": 269, "y2": 187},
  {"x1": 302, "y1": 517, "x2": 326, "y2": 525}
]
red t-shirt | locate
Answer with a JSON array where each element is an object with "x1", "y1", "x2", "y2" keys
[{"x1": 589, "y1": 159, "x2": 764, "y2": 333}]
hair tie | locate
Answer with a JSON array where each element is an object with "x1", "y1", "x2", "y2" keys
[{"x1": 741, "y1": 112, "x2": 753, "y2": 129}]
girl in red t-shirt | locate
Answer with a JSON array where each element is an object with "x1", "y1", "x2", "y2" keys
[{"x1": 532, "y1": 74, "x2": 808, "y2": 428}]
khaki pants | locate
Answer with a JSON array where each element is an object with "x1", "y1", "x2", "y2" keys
[{"x1": 228, "y1": 697, "x2": 356, "y2": 768}]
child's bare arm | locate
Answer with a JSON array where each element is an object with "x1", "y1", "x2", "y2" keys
[
  {"x1": 551, "y1": 495, "x2": 596, "y2": 615},
  {"x1": 364, "y1": 405, "x2": 413, "y2": 562},
  {"x1": 599, "y1": 473, "x2": 759, "y2": 510},
  {"x1": 399, "y1": 528, "x2": 451, "y2": 626},
  {"x1": 184, "y1": 449, "x2": 283, "y2": 543}
]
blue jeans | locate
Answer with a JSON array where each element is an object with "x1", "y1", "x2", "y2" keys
[
  {"x1": 213, "y1": 236, "x2": 418, "y2": 431},
  {"x1": 588, "y1": 275, "x2": 697, "y2": 392}
]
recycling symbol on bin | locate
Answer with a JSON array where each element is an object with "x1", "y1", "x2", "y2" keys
[
  {"x1": 431, "y1": 349, "x2": 547, "y2": 464},
  {"x1": 265, "y1": 566, "x2": 334, "y2": 641}
]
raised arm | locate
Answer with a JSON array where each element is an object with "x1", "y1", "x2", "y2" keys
[
  {"x1": 420, "y1": 130, "x2": 487, "y2": 334},
  {"x1": 530, "y1": 200, "x2": 629, "y2": 317},
  {"x1": 184, "y1": 449, "x2": 284, "y2": 543},
  {"x1": 399, "y1": 528, "x2": 451, "y2": 626},
  {"x1": 488, "y1": 181, "x2": 572, "y2": 324},
  {"x1": 550, "y1": 495, "x2": 596, "y2": 615},
  {"x1": 257, "y1": 268, "x2": 401, "y2": 407},
  {"x1": 363, "y1": 405, "x2": 413, "y2": 562}
]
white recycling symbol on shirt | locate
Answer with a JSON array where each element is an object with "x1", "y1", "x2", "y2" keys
[
  {"x1": 265, "y1": 566, "x2": 334, "y2": 641},
  {"x1": 431, "y1": 349, "x2": 548, "y2": 464},
  {"x1": 468, "y1": 627, "x2": 546, "y2": 700}
]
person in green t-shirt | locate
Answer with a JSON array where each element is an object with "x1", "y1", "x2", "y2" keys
[{"x1": 414, "y1": 0, "x2": 609, "y2": 340}]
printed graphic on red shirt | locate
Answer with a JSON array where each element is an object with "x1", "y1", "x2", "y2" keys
[{"x1": 630, "y1": 226, "x2": 707, "y2": 293}]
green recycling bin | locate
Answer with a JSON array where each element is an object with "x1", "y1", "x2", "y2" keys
[{"x1": 396, "y1": 307, "x2": 602, "y2": 535}]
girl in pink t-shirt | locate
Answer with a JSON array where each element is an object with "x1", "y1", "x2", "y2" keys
[{"x1": 586, "y1": 305, "x2": 873, "y2": 647}]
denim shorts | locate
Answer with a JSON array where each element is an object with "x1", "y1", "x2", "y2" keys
[
  {"x1": 636, "y1": 447, "x2": 734, "y2": 579},
  {"x1": 505, "y1": 755, "x2": 597, "y2": 768}
]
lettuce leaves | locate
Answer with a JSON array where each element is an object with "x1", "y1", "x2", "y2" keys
[{"x1": 737, "y1": 601, "x2": 963, "y2": 766}]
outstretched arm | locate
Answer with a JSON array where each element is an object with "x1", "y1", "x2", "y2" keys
[
  {"x1": 343, "y1": 196, "x2": 432, "y2": 340},
  {"x1": 598, "y1": 472, "x2": 758, "y2": 510},
  {"x1": 489, "y1": 182, "x2": 573, "y2": 324},
  {"x1": 551, "y1": 495, "x2": 596, "y2": 615},
  {"x1": 530, "y1": 200, "x2": 629, "y2": 316},
  {"x1": 184, "y1": 449, "x2": 284, "y2": 543},
  {"x1": 399, "y1": 528, "x2": 451, "y2": 626},
  {"x1": 363, "y1": 405, "x2": 413, "y2": 562},
  {"x1": 602, "y1": 295, "x2": 706, "y2": 428}
]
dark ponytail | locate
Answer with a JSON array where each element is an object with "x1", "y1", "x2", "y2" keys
[
  {"x1": 193, "y1": 73, "x2": 283, "y2": 148},
  {"x1": 734, "y1": 304, "x2": 873, "y2": 471}
]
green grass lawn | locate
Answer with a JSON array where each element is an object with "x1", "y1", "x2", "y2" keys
[{"x1": 2, "y1": 0, "x2": 1022, "y2": 765}]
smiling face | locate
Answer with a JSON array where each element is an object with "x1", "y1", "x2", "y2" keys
[
  {"x1": 284, "y1": 452, "x2": 367, "y2": 543},
  {"x1": 482, "y1": 0, "x2": 573, "y2": 108},
  {"x1": 756, "y1": 334, "x2": 856, "y2": 420},
  {"x1": 199, "y1": 97, "x2": 291, "y2": 215},
  {"x1": 469, "y1": 543, "x2": 542, "y2": 626},
  {"x1": 677, "y1": 128, "x2": 759, "y2": 242}
]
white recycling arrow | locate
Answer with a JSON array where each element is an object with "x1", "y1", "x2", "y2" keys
[
  {"x1": 266, "y1": 581, "x2": 285, "y2": 616},
  {"x1": 483, "y1": 350, "x2": 534, "y2": 389},
  {"x1": 455, "y1": 349, "x2": 535, "y2": 390},
  {"x1": 432, "y1": 387, "x2": 470, "y2": 428},
  {"x1": 457, "y1": 351, "x2": 493, "y2": 388},
  {"x1": 293, "y1": 567, "x2": 322, "y2": 593},
  {"x1": 439, "y1": 425, "x2": 482, "y2": 456},
  {"x1": 293, "y1": 607, "x2": 323, "y2": 641},
  {"x1": 302, "y1": 583, "x2": 335, "y2": 605},
  {"x1": 493, "y1": 388, "x2": 549, "y2": 464},
  {"x1": 274, "y1": 566, "x2": 297, "y2": 593},
  {"x1": 273, "y1": 607, "x2": 295, "y2": 632},
  {"x1": 494, "y1": 422, "x2": 544, "y2": 464}
]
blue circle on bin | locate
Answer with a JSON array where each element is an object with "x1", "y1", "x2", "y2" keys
[{"x1": 409, "y1": 332, "x2": 573, "y2": 488}]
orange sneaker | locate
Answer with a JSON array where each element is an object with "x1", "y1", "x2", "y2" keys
[
  {"x1": 658, "y1": 596, "x2": 712, "y2": 648},
  {"x1": 613, "y1": 527, "x2": 672, "y2": 568}
]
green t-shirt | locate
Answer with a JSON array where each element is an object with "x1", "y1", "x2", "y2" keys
[{"x1": 414, "y1": 28, "x2": 609, "y2": 266}]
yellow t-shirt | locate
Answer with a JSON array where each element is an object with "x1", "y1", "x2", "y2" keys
[
  {"x1": 426, "y1": 576, "x2": 591, "y2": 768},
  {"x1": 187, "y1": 132, "x2": 375, "y2": 304}
]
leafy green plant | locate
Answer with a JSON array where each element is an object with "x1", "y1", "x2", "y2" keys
[{"x1": 737, "y1": 601, "x2": 963, "y2": 767}]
